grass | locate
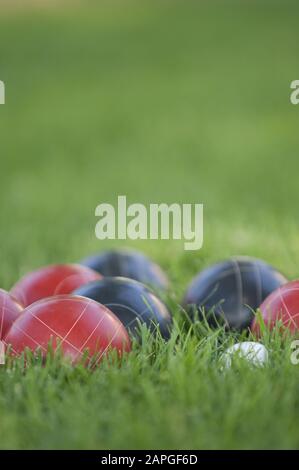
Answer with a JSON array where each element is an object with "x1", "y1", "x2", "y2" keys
[
  {"x1": 1, "y1": 322, "x2": 299, "y2": 449},
  {"x1": 1, "y1": 0, "x2": 299, "y2": 449}
]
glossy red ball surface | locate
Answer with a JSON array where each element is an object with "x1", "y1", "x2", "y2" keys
[
  {"x1": 0, "y1": 289, "x2": 23, "y2": 340},
  {"x1": 252, "y1": 280, "x2": 299, "y2": 334},
  {"x1": 4, "y1": 295, "x2": 131, "y2": 364},
  {"x1": 10, "y1": 264, "x2": 102, "y2": 307}
]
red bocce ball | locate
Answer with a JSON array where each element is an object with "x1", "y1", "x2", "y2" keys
[
  {"x1": 4, "y1": 295, "x2": 131, "y2": 364},
  {"x1": 0, "y1": 289, "x2": 23, "y2": 340},
  {"x1": 252, "y1": 280, "x2": 299, "y2": 334},
  {"x1": 10, "y1": 264, "x2": 101, "y2": 307}
]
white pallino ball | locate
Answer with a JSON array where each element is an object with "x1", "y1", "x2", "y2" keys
[{"x1": 221, "y1": 341, "x2": 269, "y2": 368}]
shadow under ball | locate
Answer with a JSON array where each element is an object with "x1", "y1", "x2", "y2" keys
[
  {"x1": 182, "y1": 257, "x2": 287, "y2": 331},
  {"x1": 80, "y1": 249, "x2": 169, "y2": 291},
  {"x1": 73, "y1": 277, "x2": 172, "y2": 340}
]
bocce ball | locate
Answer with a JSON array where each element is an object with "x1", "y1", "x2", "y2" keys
[
  {"x1": 221, "y1": 341, "x2": 268, "y2": 368},
  {"x1": 4, "y1": 295, "x2": 131, "y2": 364},
  {"x1": 0, "y1": 289, "x2": 23, "y2": 340},
  {"x1": 80, "y1": 249, "x2": 169, "y2": 291},
  {"x1": 182, "y1": 257, "x2": 287, "y2": 330},
  {"x1": 252, "y1": 279, "x2": 299, "y2": 334},
  {"x1": 10, "y1": 264, "x2": 101, "y2": 307},
  {"x1": 73, "y1": 277, "x2": 172, "y2": 340}
]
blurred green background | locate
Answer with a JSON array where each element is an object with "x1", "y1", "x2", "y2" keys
[
  {"x1": 1, "y1": 0, "x2": 299, "y2": 288},
  {"x1": 1, "y1": 0, "x2": 299, "y2": 449}
]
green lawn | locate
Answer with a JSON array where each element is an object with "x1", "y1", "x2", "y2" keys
[{"x1": 1, "y1": 0, "x2": 299, "y2": 449}]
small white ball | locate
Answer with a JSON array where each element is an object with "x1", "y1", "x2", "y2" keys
[{"x1": 221, "y1": 341, "x2": 269, "y2": 368}]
